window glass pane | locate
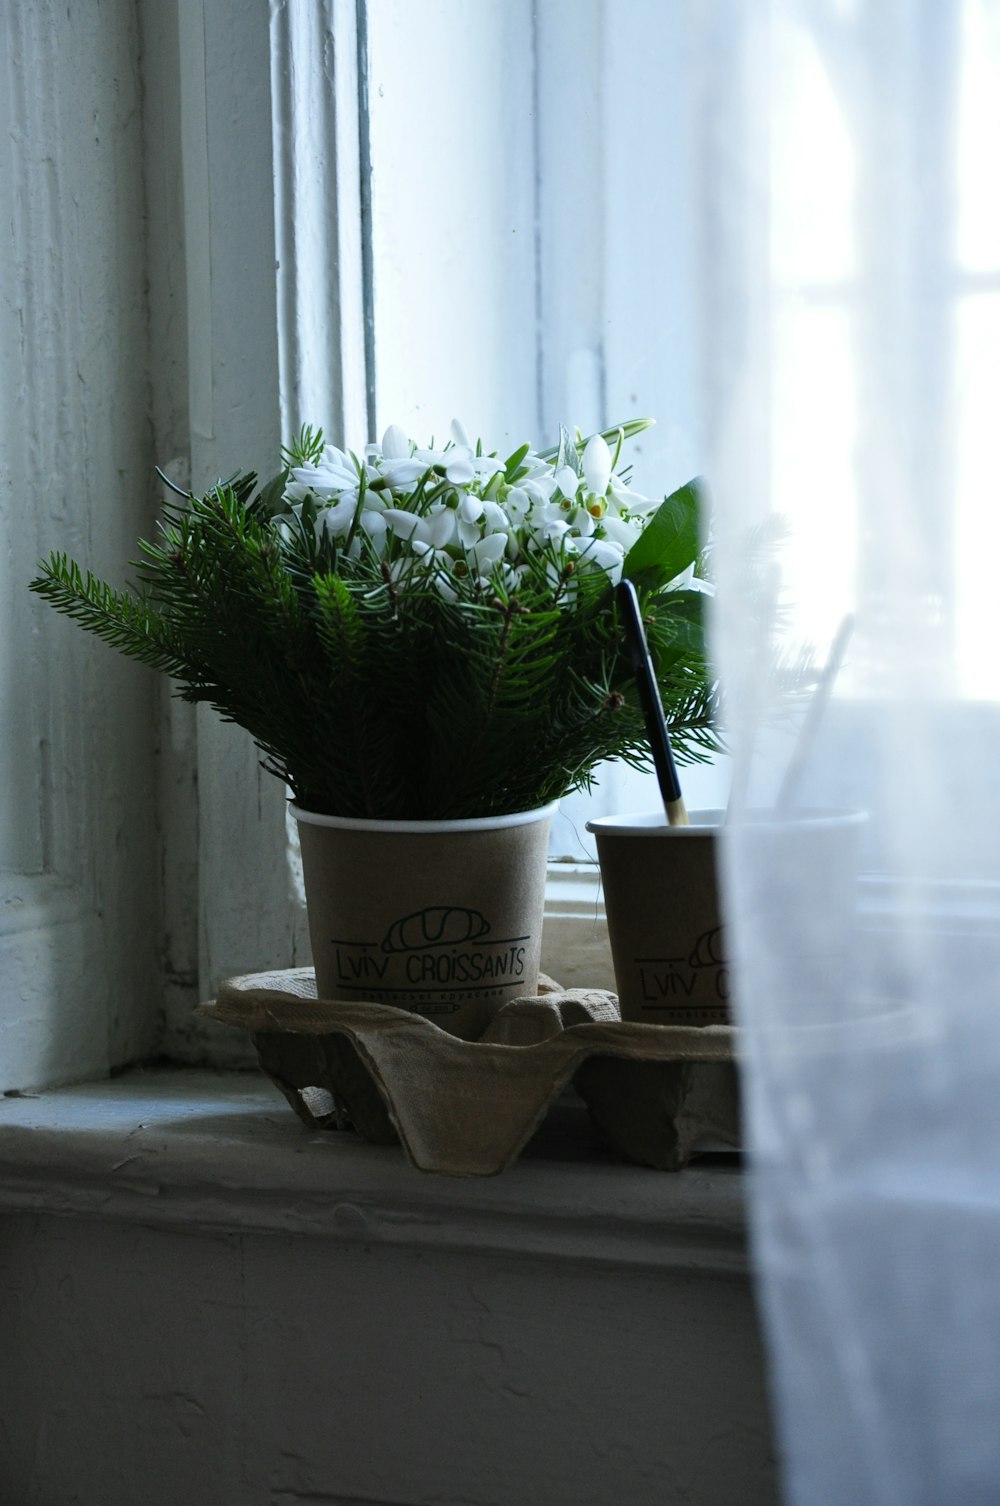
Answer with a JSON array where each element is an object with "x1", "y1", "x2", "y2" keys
[
  {"x1": 955, "y1": 292, "x2": 1000, "y2": 698},
  {"x1": 366, "y1": 0, "x2": 536, "y2": 446},
  {"x1": 771, "y1": 23, "x2": 856, "y2": 287},
  {"x1": 956, "y1": 0, "x2": 1000, "y2": 274},
  {"x1": 772, "y1": 301, "x2": 858, "y2": 651}
]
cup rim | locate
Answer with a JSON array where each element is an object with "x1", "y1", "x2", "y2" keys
[
  {"x1": 290, "y1": 801, "x2": 558, "y2": 835},
  {"x1": 586, "y1": 807, "x2": 867, "y2": 836}
]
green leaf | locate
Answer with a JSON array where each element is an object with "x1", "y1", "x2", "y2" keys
[
  {"x1": 556, "y1": 424, "x2": 582, "y2": 476},
  {"x1": 538, "y1": 417, "x2": 654, "y2": 463},
  {"x1": 622, "y1": 478, "x2": 704, "y2": 588},
  {"x1": 255, "y1": 469, "x2": 290, "y2": 516},
  {"x1": 655, "y1": 608, "x2": 705, "y2": 659},
  {"x1": 504, "y1": 442, "x2": 530, "y2": 482},
  {"x1": 661, "y1": 588, "x2": 706, "y2": 627}
]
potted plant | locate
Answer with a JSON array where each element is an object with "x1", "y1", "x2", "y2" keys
[{"x1": 30, "y1": 418, "x2": 719, "y2": 1037}]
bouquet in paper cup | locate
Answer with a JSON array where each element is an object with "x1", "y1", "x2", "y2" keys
[{"x1": 31, "y1": 418, "x2": 720, "y2": 1031}]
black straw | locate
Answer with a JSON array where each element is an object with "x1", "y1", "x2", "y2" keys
[{"x1": 616, "y1": 579, "x2": 689, "y2": 826}]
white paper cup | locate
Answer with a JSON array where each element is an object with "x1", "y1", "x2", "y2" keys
[
  {"x1": 587, "y1": 809, "x2": 865, "y2": 1025},
  {"x1": 292, "y1": 804, "x2": 556, "y2": 1040}
]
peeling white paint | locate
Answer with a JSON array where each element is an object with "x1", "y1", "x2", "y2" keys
[{"x1": 2, "y1": 0, "x2": 161, "y2": 1089}]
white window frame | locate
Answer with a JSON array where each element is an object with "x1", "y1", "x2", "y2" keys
[
  {"x1": 158, "y1": 0, "x2": 622, "y2": 1061},
  {"x1": 157, "y1": 0, "x2": 377, "y2": 1057}
]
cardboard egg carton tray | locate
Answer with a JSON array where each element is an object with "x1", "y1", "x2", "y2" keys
[{"x1": 200, "y1": 969, "x2": 739, "y2": 1177}]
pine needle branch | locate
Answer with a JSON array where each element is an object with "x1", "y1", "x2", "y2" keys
[{"x1": 29, "y1": 555, "x2": 188, "y2": 675}]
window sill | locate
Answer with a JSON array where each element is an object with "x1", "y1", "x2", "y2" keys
[{"x1": 0, "y1": 1066, "x2": 750, "y2": 1274}]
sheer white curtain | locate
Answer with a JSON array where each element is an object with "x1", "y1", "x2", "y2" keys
[
  {"x1": 361, "y1": 3, "x2": 999, "y2": 1489},
  {"x1": 705, "y1": 3, "x2": 1000, "y2": 1501}
]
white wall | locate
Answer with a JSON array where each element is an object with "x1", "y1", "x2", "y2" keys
[
  {"x1": 1, "y1": 0, "x2": 161, "y2": 1088},
  {"x1": 0, "y1": 1209, "x2": 776, "y2": 1506}
]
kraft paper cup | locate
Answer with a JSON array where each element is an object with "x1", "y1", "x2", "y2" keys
[
  {"x1": 587, "y1": 809, "x2": 865, "y2": 1026},
  {"x1": 292, "y1": 804, "x2": 556, "y2": 1041}
]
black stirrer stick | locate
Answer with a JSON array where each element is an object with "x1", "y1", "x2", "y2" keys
[{"x1": 616, "y1": 579, "x2": 690, "y2": 826}]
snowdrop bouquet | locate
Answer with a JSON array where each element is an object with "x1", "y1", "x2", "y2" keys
[
  {"x1": 31, "y1": 418, "x2": 719, "y2": 819},
  {"x1": 280, "y1": 417, "x2": 702, "y2": 602}
]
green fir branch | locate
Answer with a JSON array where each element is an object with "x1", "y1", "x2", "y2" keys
[
  {"x1": 29, "y1": 555, "x2": 187, "y2": 675},
  {"x1": 29, "y1": 430, "x2": 741, "y2": 819}
]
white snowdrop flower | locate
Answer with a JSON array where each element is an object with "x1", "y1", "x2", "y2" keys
[
  {"x1": 666, "y1": 562, "x2": 715, "y2": 595},
  {"x1": 379, "y1": 458, "x2": 428, "y2": 488},
  {"x1": 504, "y1": 487, "x2": 531, "y2": 520},
  {"x1": 567, "y1": 508, "x2": 596, "y2": 540},
  {"x1": 469, "y1": 534, "x2": 508, "y2": 574},
  {"x1": 455, "y1": 494, "x2": 485, "y2": 549},
  {"x1": 582, "y1": 434, "x2": 612, "y2": 498},
  {"x1": 537, "y1": 517, "x2": 571, "y2": 544},
  {"x1": 382, "y1": 508, "x2": 422, "y2": 541},
  {"x1": 381, "y1": 424, "x2": 411, "y2": 460},
  {"x1": 413, "y1": 446, "x2": 449, "y2": 468},
  {"x1": 317, "y1": 494, "x2": 360, "y2": 539},
  {"x1": 480, "y1": 500, "x2": 510, "y2": 534},
  {"x1": 665, "y1": 562, "x2": 695, "y2": 591},
  {"x1": 471, "y1": 454, "x2": 504, "y2": 481},
  {"x1": 408, "y1": 443, "x2": 481, "y2": 487},
  {"x1": 289, "y1": 460, "x2": 358, "y2": 499},
  {"x1": 522, "y1": 475, "x2": 557, "y2": 506},
  {"x1": 450, "y1": 418, "x2": 471, "y2": 449},
  {"x1": 420, "y1": 507, "x2": 457, "y2": 551},
  {"x1": 320, "y1": 443, "x2": 355, "y2": 472},
  {"x1": 411, "y1": 540, "x2": 459, "y2": 602},
  {"x1": 534, "y1": 500, "x2": 571, "y2": 531},
  {"x1": 458, "y1": 495, "x2": 484, "y2": 524},
  {"x1": 359, "y1": 509, "x2": 388, "y2": 554},
  {"x1": 555, "y1": 465, "x2": 580, "y2": 501},
  {"x1": 386, "y1": 506, "x2": 455, "y2": 552},
  {"x1": 577, "y1": 536, "x2": 626, "y2": 585},
  {"x1": 609, "y1": 478, "x2": 655, "y2": 515},
  {"x1": 599, "y1": 513, "x2": 643, "y2": 550},
  {"x1": 445, "y1": 451, "x2": 476, "y2": 486}
]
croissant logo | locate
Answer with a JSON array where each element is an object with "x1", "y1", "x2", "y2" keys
[
  {"x1": 331, "y1": 906, "x2": 526, "y2": 1001},
  {"x1": 381, "y1": 905, "x2": 491, "y2": 954},
  {"x1": 688, "y1": 925, "x2": 726, "y2": 969},
  {"x1": 636, "y1": 924, "x2": 730, "y2": 1018}
]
